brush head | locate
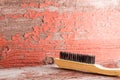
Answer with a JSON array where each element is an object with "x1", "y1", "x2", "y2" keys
[{"x1": 60, "y1": 51, "x2": 95, "y2": 64}]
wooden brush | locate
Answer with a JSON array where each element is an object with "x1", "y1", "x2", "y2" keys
[{"x1": 53, "y1": 51, "x2": 120, "y2": 76}]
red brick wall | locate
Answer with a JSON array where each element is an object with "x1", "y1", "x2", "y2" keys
[{"x1": 0, "y1": 0, "x2": 120, "y2": 68}]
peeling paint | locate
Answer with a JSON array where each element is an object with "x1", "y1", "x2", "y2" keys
[{"x1": 0, "y1": 0, "x2": 120, "y2": 68}]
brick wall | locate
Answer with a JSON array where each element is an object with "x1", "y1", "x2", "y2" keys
[{"x1": 0, "y1": 0, "x2": 120, "y2": 68}]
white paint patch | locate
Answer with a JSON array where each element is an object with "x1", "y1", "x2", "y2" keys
[
  {"x1": 80, "y1": 76, "x2": 113, "y2": 80},
  {"x1": 0, "y1": 68, "x2": 24, "y2": 79},
  {"x1": 0, "y1": 65, "x2": 59, "y2": 79},
  {"x1": 116, "y1": 60, "x2": 120, "y2": 68},
  {"x1": 48, "y1": 6, "x2": 58, "y2": 11},
  {"x1": 90, "y1": 0, "x2": 119, "y2": 9}
]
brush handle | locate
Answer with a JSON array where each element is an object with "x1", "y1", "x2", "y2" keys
[
  {"x1": 54, "y1": 58, "x2": 120, "y2": 76},
  {"x1": 94, "y1": 64, "x2": 120, "y2": 76}
]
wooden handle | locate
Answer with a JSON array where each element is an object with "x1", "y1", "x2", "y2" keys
[{"x1": 54, "y1": 58, "x2": 120, "y2": 76}]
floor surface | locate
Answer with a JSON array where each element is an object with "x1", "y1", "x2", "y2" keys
[{"x1": 0, "y1": 65, "x2": 120, "y2": 80}]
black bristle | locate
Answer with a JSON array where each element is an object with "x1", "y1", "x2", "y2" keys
[
  {"x1": 59, "y1": 51, "x2": 95, "y2": 64},
  {"x1": 88, "y1": 55, "x2": 91, "y2": 63},
  {"x1": 60, "y1": 52, "x2": 62, "y2": 59},
  {"x1": 71, "y1": 53, "x2": 73, "y2": 61},
  {"x1": 78, "y1": 54, "x2": 82, "y2": 62},
  {"x1": 64, "y1": 52, "x2": 67, "y2": 60},
  {"x1": 85, "y1": 55, "x2": 89, "y2": 63},
  {"x1": 73, "y1": 54, "x2": 75, "y2": 61},
  {"x1": 76, "y1": 54, "x2": 79, "y2": 62},
  {"x1": 69, "y1": 53, "x2": 71, "y2": 60},
  {"x1": 75, "y1": 54, "x2": 77, "y2": 61}
]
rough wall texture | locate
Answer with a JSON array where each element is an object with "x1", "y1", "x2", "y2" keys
[{"x1": 0, "y1": 0, "x2": 120, "y2": 68}]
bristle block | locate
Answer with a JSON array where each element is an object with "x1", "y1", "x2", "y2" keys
[{"x1": 59, "y1": 51, "x2": 95, "y2": 64}]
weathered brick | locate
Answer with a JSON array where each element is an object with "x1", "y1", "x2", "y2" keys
[
  {"x1": 0, "y1": 15, "x2": 5, "y2": 20},
  {"x1": 0, "y1": 0, "x2": 120, "y2": 68}
]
